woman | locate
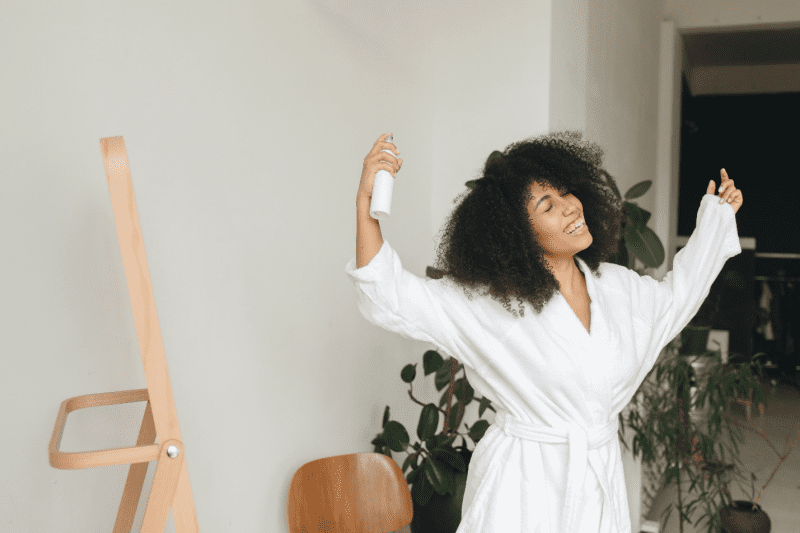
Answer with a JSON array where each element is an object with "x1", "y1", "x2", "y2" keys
[{"x1": 346, "y1": 131, "x2": 743, "y2": 533}]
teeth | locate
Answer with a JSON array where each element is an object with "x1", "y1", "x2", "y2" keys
[{"x1": 565, "y1": 219, "x2": 584, "y2": 234}]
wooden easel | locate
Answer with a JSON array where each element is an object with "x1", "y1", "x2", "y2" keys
[{"x1": 48, "y1": 136, "x2": 199, "y2": 533}]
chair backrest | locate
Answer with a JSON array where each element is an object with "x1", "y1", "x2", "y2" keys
[{"x1": 287, "y1": 452, "x2": 413, "y2": 533}]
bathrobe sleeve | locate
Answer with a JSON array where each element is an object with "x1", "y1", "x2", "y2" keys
[
  {"x1": 623, "y1": 193, "x2": 742, "y2": 388},
  {"x1": 344, "y1": 240, "x2": 490, "y2": 372}
]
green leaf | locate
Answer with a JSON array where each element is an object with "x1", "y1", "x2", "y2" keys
[
  {"x1": 469, "y1": 419, "x2": 490, "y2": 442},
  {"x1": 406, "y1": 465, "x2": 420, "y2": 485},
  {"x1": 417, "y1": 403, "x2": 440, "y2": 441},
  {"x1": 624, "y1": 202, "x2": 651, "y2": 227},
  {"x1": 423, "y1": 350, "x2": 444, "y2": 375},
  {"x1": 453, "y1": 378, "x2": 474, "y2": 405},
  {"x1": 487, "y1": 150, "x2": 504, "y2": 163},
  {"x1": 624, "y1": 223, "x2": 665, "y2": 268},
  {"x1": 424, "y1": 456, "x2": 455, "y2": 495},
  {"x1": 411, "y1": 470, "x2": 433, "y2": 506},
  {"x1": 384, "y1": 420, "x2": 410, "y2": 452},
  {"x1": 439, "y1": 389, "x2": 452, "y2": 408},
  {"x1": 438, "y1": 433, "x2": 457, "y2": 449},
  {"x1": 478, "y1": 397, "x2": 492, "y2": 417},
  {"x1": 382, "y1": 405, "x2": 390, "y2": 428},
  {"x1": 624, "y1": 180, "x2": 652, "y2": 199},
  {"x1": 402, "y1": 453, "x2": 417, "y2": 473},
  {"x1": 401, "y1": 363, "x2": 416, "y2": 383},
  {"x1": 425, "y1": 266, "x2": 446, "y2": 279},
  {"x1": 425, "y1": 437, "x2": 437, "y2": 451},
  {"x1": 435, "y1": 359, "x2": 454, "y2": 392},
  {"x1": 465, "y1": 179, "x2": 480, "y2": 189},
  {"x1": 432, "y1": 447, "x2": 467, "y2": 473}
]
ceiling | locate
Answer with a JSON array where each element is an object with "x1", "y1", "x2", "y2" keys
[
  {"x1": 682, "y1": 26, "x2": 800, "y2": 96},
  {"x1": 683, "y1": 26, "x2": 800, "y2": 68}
]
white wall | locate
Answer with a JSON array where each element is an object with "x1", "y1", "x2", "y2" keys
[{"x1": 7, "y1": 0, "x2": 790, "y2": 532}]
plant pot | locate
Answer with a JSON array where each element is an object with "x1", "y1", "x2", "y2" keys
[
  {"x1": 680, "y1": 326, "x2": 712, "y2": 355},
  {"x1": 719, "y1": 500, "x2": 771, "y2": 533},
  {"x1": 410, "y1": 447, "x2": 472, "y2": 533}
]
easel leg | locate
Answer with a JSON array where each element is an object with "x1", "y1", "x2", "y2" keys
[
  {"x1": 114, "y1": 400, "x2": 157, "y2": 533},
  {"x1": 172, "y1": 459, "x2": 200, "y2": 532},
  {"x1": 140, "y1": 440, "x2": 184, "y2": 533}
]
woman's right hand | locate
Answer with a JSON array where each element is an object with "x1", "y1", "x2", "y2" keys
[{"x1": 358, "y1": 133, "x2": 402, "y2": 202}]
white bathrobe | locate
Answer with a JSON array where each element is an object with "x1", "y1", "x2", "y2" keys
[{"x1": 344, "y1": 194, "x2": 741, "y2": 533}]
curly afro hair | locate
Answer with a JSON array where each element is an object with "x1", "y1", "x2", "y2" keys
[{"x1": 431, "y1": 130, "x2": 625, "y2": 318}]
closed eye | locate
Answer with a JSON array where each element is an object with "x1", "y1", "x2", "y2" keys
[{"x1": 545, "y1": 191, "x2": 571, "y2": 212}]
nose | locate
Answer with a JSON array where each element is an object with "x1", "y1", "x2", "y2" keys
[{"x1": 561, "y1": 200, "x2": 578, "y2": 215}]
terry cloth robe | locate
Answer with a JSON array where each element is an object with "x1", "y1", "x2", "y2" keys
[{"x1": 344, "y1": 193, "x2": 741, "y2": 533}]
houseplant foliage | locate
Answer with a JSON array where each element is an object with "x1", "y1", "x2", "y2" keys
[
  {"x1": 371, "y1": 349, "x2": 494, "y2": 533},
  {"x1": 621, "y1": 332, "x2": 774, "y2": 533}
]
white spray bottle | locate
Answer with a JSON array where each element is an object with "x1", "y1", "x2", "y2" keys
[{"x1": 369, "y1": 134, "x2": 396, "y2": 220}]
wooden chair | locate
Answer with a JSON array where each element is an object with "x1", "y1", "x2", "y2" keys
[
  {"x1": 730, "y1": 387, "x2": 766, "y2": 434},
  {"x1": 48, "y1": 136, "x2": 199, "y2": 532},
  {"x1": 722, "y1": 353, "x2": 767, "y2": 434},
  {"x1": 287, "y1": 453, "x2": 413, "y2": 533}
]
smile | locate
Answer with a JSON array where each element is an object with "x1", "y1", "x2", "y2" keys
[{"x1": 564, "y1": 219, "x2": 586, "y2": 235}]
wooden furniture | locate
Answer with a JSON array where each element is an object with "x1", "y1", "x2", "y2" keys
[
  {"x1": 287, "y1": 453, "x2": 413, "y2": 533},
  {"x1": 730, "y1": 386, "x2": 766, "y2": 434},
  {"x1": 48, "y1": 136, "x2": 199, "y2": 532}
]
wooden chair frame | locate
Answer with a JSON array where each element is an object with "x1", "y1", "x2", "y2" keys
[{"x1": 48, "y1": 136, "x2": 199, "y2": 533}]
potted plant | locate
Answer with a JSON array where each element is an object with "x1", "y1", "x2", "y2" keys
[
  {"x1": 371, "y1": 349, "x2": 494, "y2": 533},
  {"x1": 710, "y1": 390, "x2": 800, "y2": 533},
  {"x1": 620, "y1": 332, "x2": 775, "y2": 533}
]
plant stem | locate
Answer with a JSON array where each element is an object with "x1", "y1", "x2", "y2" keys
[
  {"x1": 676, "y1": 459, "x2": 684, "y2": 533},
  {"x1": 443, "y1": 357, "x2": 457, "y2": 434},
  {"x1": 407, "y1": 387, "x2": 449, "y2": 416},
  {"x1": 719, "y1": 406, "x2": 800, "y2": 505}
]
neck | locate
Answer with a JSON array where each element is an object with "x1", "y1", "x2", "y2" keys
[{"x1": 545, "y1": 255, "x2": 584, "y2": 294}]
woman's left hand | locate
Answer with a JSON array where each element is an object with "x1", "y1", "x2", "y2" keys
[{"x1": 706, "y1": 168, "x2": 743, "y2": 214}]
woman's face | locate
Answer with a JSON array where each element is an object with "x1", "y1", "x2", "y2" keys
[{"x1": 525, "y1": 182, "x2": 592, "y2": 260}]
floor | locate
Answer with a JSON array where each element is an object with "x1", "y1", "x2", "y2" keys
[{"x1": 390, "y1": 373, "x2": 800, "y2": 533}]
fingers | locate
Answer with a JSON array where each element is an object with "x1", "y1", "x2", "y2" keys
[
  {"x1": 720, "y1": 186, "x2": 739, "y2": 204},
  {"x1": 363, "y1": 134, "x2": 402, "y2": 177},
  {"x1": 371, "y1": 134, "x2": 400, "y2": 158},
  {"x1": 376, "y1": 133, "x2": 401, "y2": 172},
  {"x1": 718, "y1": 169, "x2": 737, "y2": 204}
]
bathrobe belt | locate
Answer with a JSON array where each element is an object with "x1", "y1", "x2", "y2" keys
[{"x1": 494, "y1": 410, "x2": 621, "y2": 533}]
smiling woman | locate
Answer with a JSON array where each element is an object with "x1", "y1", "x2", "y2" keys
[
  {"x1": 346, "y1": 128, "x2": 742, "y2": 533},
  {"x1": 430, "y1": 130, "x2": 625, "y2": 317}
]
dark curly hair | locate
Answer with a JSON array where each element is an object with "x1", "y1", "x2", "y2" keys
[{"x1": 432, "y1": 130, "x2": 625, "y2": 318}]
